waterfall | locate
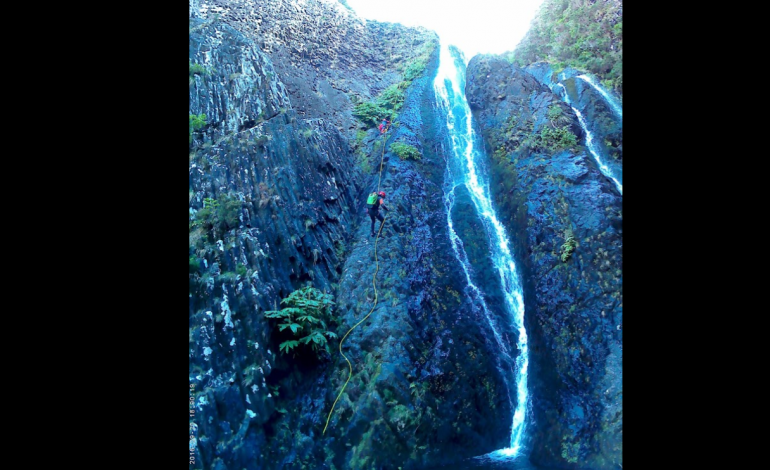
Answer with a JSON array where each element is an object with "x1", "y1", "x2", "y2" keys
[
  {"x1": 554, "y1": 83, "x2": 623, "y2": 194},
  {"x1": 577, "y1": 74, "x2": 622, "y2": 120},
  {"x1": 434, "y1": 44, "x2": 529, "y2": 459}
]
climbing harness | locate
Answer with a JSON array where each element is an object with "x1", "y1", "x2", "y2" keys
[{"x1": 323, "y1": 131, "x2": 390, "y2": 435}]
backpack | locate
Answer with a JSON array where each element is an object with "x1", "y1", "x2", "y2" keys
[{"x1": 367, "y1": 192, "x2": 379, "y2": 207}]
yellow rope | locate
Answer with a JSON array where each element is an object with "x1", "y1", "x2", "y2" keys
[{"x1": 323, "y1": 129, "x2": 390, "y2": 435}]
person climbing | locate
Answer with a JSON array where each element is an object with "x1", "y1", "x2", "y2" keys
[
  {"x1": 367, "y1": 191, "x2": 389, "y2": 237},
  {"x1": 379, "y1": 118, "x2": 388, "y2": 134}
]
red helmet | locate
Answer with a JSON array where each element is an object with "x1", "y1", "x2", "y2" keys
[{"x1": 378, "y1": 191, "x2": 386, "y2": 198}]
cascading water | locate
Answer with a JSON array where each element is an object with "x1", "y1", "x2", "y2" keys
[
  {"x1": 554, "y1": 83, "x2": 623, "y2": 194},
  {"x1": 577, "y1": 74, "x2": 622, "y2": 120},
  {"x1": 434, "y1": 44, "x2": 529, "y2": 460}
]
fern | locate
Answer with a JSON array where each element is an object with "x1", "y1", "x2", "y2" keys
[
  {"x1": 279, "y1": 340, "x2": 300, "y2": 354},
  {"x1": 278, "y1": 322, "x2": 302, "y2": 334},
  {"x1": 263, "y1": 286, "x2": 337, "y2": 358}
]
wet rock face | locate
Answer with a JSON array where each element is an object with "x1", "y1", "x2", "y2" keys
[
  {"x1": 196, "y1": 0, "x2": 439, "y2": 141},
  {"x1": 466, "y1": 55, "x2": 622, "y2": 469},
  {"x1": 189, "y1": 16, "x2": 366, "y2": 470},
  {"x1": 310, "y1": 60, "x2": 514, "y2": 469},
  {"x1": 524, "y1": 62, "x2": 623, "y2": 176},
  {"x1": 190, "y1": 5, "x2": 511, "y2": 470}
]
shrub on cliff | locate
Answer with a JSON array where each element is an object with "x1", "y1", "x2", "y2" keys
[
  {"x1": 189, "y1": 113, "x2": 207, "y2": 143},
  {"x1": 264, "y1": 286, "x2": 338, "y2": 357},
  {"x1": 531, "y1": 126, "x2": 578, "y2": 152},
  {"x1": 390, "y1": 142, "x2": 421, "y2": 160},
  {"x1": 353, "y1": 102, "x2": 389, "y2": 127},
  {"x1": 191, "y1": 195, "x2": 242, "y2": 235},
  {"x1": 560, "y1": 232, "x2": 577, "y2": 262},
  {"x1": 403, "y1": 59, "x2": 426, "y2": 82},
  {"x1": 377, "y1": 84, "x2": 405, "y2": 112}
]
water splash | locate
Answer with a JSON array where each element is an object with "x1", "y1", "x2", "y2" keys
[
  {"x1": 554, "y1": 83, "x2": 622, "y2": 194},
  {"x1": 434, "y1": 44, "x2": 529, "y2": 457}
]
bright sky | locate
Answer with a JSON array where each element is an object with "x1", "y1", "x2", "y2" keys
[{"x1": 342, "y1": 0, "x2": 546, "y2": 60}]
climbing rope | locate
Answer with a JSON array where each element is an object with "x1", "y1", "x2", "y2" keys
[{"x1": 323, "y1": 128, "x2": 390, "y2": 435}]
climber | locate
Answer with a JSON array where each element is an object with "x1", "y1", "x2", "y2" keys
[
  {"x1": 379, "y1": 118, "x2": 388, "y2": 134},
  {"x1": 366, "y1": 191, "x2": 389, "y2": 237}
]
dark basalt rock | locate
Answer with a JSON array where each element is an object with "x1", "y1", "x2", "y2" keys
[
  {"x1": 466, "y1": 55, "x2": 622, "y2": 469},
  {"x1": 524, "y1": 62, "x2": 622, "y2": 178},
  {"x1": 190, "y1": 3, "x2": 517, "y2": 469},
  {"x1": 189, "y1": 13, "x2": 367, "y2": 469},
  {"x1": 196, "y1": 0, "x2": 439, "y2": 143}
]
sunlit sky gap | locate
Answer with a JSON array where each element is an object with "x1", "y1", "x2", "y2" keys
[{"x1": 342, "y1": 0, "x2": 546, "y2": 61}]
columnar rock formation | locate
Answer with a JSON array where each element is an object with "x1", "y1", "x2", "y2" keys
[{"x1": 189, "y1": 2, "x2": 622, "y2": 469}]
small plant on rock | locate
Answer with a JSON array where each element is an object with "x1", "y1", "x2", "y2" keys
[
  {"x1": 191, "y1": 194, "x2": 242, "y2": 235},
  {"x1": 264, "y1": 286, "x2": 337, "y2": 357},
  {"x1": 189, "y1": 113, "x2": 207, "y2": 143},
  {"x1": 560, "y1": 230, "x2": 577, "y2": 262}
]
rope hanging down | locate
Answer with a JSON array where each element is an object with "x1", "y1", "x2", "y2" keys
[{"x1": 323, "y1": 129, "x2": 390, "y2": 435}]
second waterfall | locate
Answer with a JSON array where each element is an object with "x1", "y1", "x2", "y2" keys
[{"x1": 433, "y1": 44, "x2": 530, "y2": 459}]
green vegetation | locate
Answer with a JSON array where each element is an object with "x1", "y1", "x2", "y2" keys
[
  {"x1": 547, "y1": 105, "x2": 567, "y2": 123},
  {"x1": 377, "y1": 84, "x2": 405, "y2": 111},
  {"x1": 189, "y1": 113, "x2": 207, "y2": 143},
  {"x1": 352, "y1": 102, "x2": 389, "y2": 127},
  {"x1": 509, "y1": 0, "x2": 622, "y2": 94},
  {"x1": 334, "y1": 239, "x2": 346, "y2": 258},
  {"x1": 355, "y1": 147, "x2": 372, "y2": 173},
  {"x1": 531, "y1": 126, "x2": 578, "y2": 152},
  {"x1": 189, "y1": 62, "x2": 212, "y2": 76},
  {"x1": 403, "y1": 59, "x2": 427, "y2": 82},
  {"x1": 351, "y1": 85, "x2": 403, "y2": 127},
  {"x1": 189, "y1": 256, "x2": 200, "y2": 274},
  {"x1": 236, "y1": 263, "x2": 248, "y2": 277},
  {"x1": 389, "y1": 142, "x2": 421, "y2": 160},
  {"x1": 264, "y1": 286, "x2": 338, "y2": 357},
  {"x1": 400, "y1": 38, "x2": 436, "y2": 82},
  {"x1": 190, "y1": 194, "x2": 242, "y2": 235},
  {"x1": 560, "y1": 231, "x2": 577, "y2": 262},
  {"x1": 352, "y1": 38, "x2": 438, "y2": 128}
]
